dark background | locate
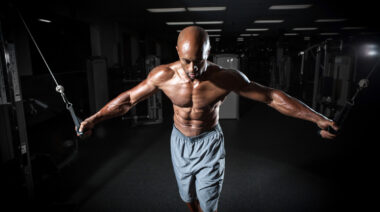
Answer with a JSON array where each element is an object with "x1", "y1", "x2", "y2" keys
[{"x1": 1, "y1": 0, "x2": 379, "y2": 211}]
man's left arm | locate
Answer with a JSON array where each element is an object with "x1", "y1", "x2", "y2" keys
[{"x1": 228, "y1": 69, "x2": 338, "y2": 139}]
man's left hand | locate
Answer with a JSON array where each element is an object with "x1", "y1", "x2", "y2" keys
[{"x1": 317, "y1": 118, "x2": 339, "y2": 139}]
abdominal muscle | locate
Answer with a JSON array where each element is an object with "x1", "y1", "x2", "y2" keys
[{"x1": 173, "y1": 104, "x2": 220, "y2": 137}]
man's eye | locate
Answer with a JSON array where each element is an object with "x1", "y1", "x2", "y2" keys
[{"x1": 195, "y1": 60, "x2": 203, "y2": 65}]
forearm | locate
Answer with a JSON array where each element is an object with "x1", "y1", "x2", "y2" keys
[
  {"x1": 86, "y1": 92, "x2": 133, "y2": 125},
  {"x1": 268, "y1": 89, "x2": 326, "y2": 124}
]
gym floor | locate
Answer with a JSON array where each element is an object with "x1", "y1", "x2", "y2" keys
[{"x1": 27, "y1": 94, "x2": 377, "y2": 212}]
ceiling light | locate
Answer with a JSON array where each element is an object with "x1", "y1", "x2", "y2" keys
[
  {"x1": 147, "y1": 8, "x2": 186, "y2": 13},
  {"x1": 240, "y1": 34, "x2": 251, "y2": 37},
  {"x1": 252, "y1": 34, "x2": 260, "y2": 36},
  {"x1": 315, "y1": 19, "x2": 346, "y2": 22},
  {"x1": 363, "y1": 44, "x2": 378, "y2": 56},
  {"x1": 166, "y1": 22, "x2": 194, "y2": 25},
  {"x1": 38, "y1": 18, "x2": 51, "y2": 23},
  {"x1": 341, "y1": 26, "x2": 366, "y2": 30},
  {"x1": 254, "y1": 20, "x2": 284, "y2": 24},
  {"x1": 320, "y1": 32, "x2": 339, "y2": 35},
  {"x1": 360, "y1": 32, "x2": 378, "y2": 35},
  {"x1": 195, "y1": 21, "x2": 224, "y2": 25},
  {"x1": 205, "y1": 29, "x2": 222, "y2": 32},
  {"x1": 364, "y1": 44, "x2": 377, "y2": 49},
  {"x1": 215, "y1": 38, "x2": 220, "y2": 42},
  {"x1": 284, "y1": 33, "x2": 298, "y2": 36},
  {"x1": 237, "y1": 37, "x2": 244, "y2": 41},
  {"x1": 293, "y1": 27, "x2": 318, "y2": 31},
  {"x1": 367, "y1": 50, "x2": 378, "y2": 56},
  {"x1": 269, "y1": 4, "x2": 312, "y2": 10},
  {"x1": 209, "y1": 34, "x2": 221, "y2": 37},
  {"x1": 246, "y1": 28, "x2": 269, "y2": 31},
  {"x1": 187, "y1": 7, "x2": 226, "y2": 12}
]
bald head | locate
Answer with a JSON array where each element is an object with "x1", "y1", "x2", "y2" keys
[
  {"x1": 176, "y1": 26, "x2": 210, "y2": 80},
  {"x1": 177, "y1": 26, "x2": 209, "y2": 46},
  {"x1": 177, "y1": 26, "x2": 210, "y2": 59}
]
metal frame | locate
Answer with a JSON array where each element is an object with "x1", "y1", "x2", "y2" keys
[
  {"x1": 122, "y1": 55, "x2": 163, "y2": 125},
  {"x1": 0, "y1": 20, "x2": 34, "y2": 199}
]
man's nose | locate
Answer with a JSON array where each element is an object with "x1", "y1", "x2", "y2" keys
[{"x1": 189, "y1": 62, "x2": 198, "y2": 72}]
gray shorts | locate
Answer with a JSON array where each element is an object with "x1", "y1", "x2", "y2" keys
[{"x1": 170, "y1": 124, "x2": 225, "y2": 212}]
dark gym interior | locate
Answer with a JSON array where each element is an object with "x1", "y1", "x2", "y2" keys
[{"x1": 1, "y1": 0, "x2": 379, "y2": 211}]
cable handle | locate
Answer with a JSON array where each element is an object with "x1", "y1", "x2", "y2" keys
[
  {"x1": 56, "y1": 85, "x2": 83, "y2": 135},
  {"x1": 67, "y1": 103, "x2": 83, "y2": 136},
  {"x1": 327, "y1": 101, "x2": 353, "y2": 135}
]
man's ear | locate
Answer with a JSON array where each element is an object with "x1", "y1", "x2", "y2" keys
[
  {"x1": 203, "y1": 46, "x2": 211, "y2": 59},
  {"x1": 176, "y1": 46, "x2": 182, "y2": 59}
]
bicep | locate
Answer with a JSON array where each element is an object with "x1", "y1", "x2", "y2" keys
[
  {"x1": 127, "y1": 66, "x2": 170, "y2": 105},
  {"x1": 107, "y1": 79, "x2": 157, "y2": 108},
  {"x1": 231, "y1": 71, "x2": 273, "y2": 104},
  {"x1": 103, "y1": 73, "x2": 159, "y2": 114},
  {"x1": 129, "y1": 78, "x2": 159, "y2": 105}
]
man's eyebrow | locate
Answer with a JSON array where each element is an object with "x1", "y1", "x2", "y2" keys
[{"x1": 181, "y1": 58, "x2": 191, "y2": 62}]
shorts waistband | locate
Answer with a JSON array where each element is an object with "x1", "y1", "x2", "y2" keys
[{"x1": 172, "y1": 123, "x2": 221, "y2": 142}]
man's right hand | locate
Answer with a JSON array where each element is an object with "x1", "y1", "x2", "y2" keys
[{"x1": 76, "y1": 119, "x2": 94, "y2": 139}]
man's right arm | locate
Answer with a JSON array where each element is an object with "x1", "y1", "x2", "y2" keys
[{"x1": 78, "y1": 66, "x2": 170, "y2": 135}]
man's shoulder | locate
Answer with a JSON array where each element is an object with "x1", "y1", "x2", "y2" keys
[
  {"x1": 206, "y1": 62, "x2": 248, "y2": 80},
  {"x1": 205, "y1": 62, "x2": 251, "y2": 90},
  {"x1": 148, "y1": 62, "x2": 178, "y2": 85}
]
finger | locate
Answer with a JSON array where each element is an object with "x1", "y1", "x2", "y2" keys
[
  {"x1": 76, "y1": 125, "x2": 84, "y2": 136},
  {"x1": 78, "y1": 122, "x2": 84, "y2": 133},
  {"x1": 80, "y1": 129, "x2": 92, "y2": 139},
  {"x1": 77, "y1": 130, "x2": 85, "y2": 137},
  {"x1": 75, "y1": 126, "x2": 81, "y2": 136},
  {"x1": 320, "y1": 130, "x2": 336, "y2": 139},
  {"x1": 325, "y1": 133, "x2": 335, "y2": 139},
  {"x1": 331, "y1": 124, "x2": 339, "y2": 132},
  {"x1": 327, "y1": 130, "x2": 337, "y2": 138}
]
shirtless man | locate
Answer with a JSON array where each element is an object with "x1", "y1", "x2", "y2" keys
[{"x1": 78, "y1": 26, "x2": 338, "y2": 212}]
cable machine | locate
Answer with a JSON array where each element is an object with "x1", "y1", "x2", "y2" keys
[
  {"x1": 299, "y1": 39, "x2": 354, "y2": 118},
  {"x1": 0, "y1": 20, "x2": 34, "y2": 201},
  {"x1": 299, "y1": 38, "x2": 379, "y2": 135}
]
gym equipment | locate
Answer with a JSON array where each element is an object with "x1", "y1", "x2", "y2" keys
[
  {"x1": 15, "y1": 7, "x2": 83, "y2": 135},
  {"x1": 144, "y1": 55, "x2": 163, "y2": 125},
  {"x1": 87, "y1": 57, "x2": 109, "y2": 114},
  {"x1": 213, "y1": 54, "x2": 240, "y2": 119},
  {"x1": 0, "y1": 23, "x2": 34, "y2": 199},
  {"x1": 326, "y1": 59, "x2": 379, "y2": 135},
  {"x1": 121, "y1": 55, "x2": 163, "y2": 125},
  {"x1": 270, "y1": 46, "x2": 292, "y2": 92},
  {"x1": 298, "y1": 39, "x2": 364, "y2": 137}
]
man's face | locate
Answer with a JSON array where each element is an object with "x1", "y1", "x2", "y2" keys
[{"x1": 177, "y1": 40, "x2": 209, "y2": 80}]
